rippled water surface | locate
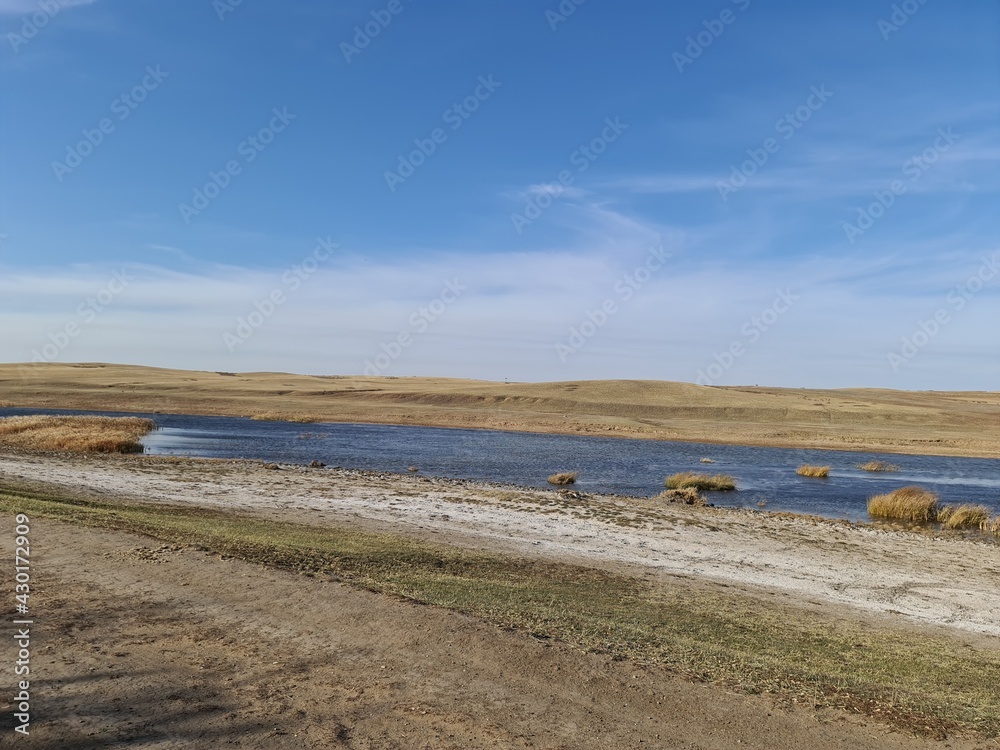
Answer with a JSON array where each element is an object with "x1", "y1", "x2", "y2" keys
[{"x1": 4, "y1": 407, "x2": 999, "y2": 522}]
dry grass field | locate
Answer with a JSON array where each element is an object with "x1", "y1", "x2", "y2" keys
[
  {"x1": 2, "y1": 362, "x2": 999, "y2": 458},
  {"x1": 0, "y1": 414, "x2": 155, "y2": 453}
]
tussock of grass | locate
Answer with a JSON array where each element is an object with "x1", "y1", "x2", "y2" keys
[
  {"x1": 857, "y1": 460, "x2": 899, "y2": 473},
  {"x1": 867, "y1": 486, "x2": 939, "y2": 522},
  {"x1": 0, "y1": 415, "x2": 154, "y2": 453},
  {"x1": 658, "y1": 487, "x2": 705, "y2": 506},
  {"x1": 796, "y1": 465, "x2": 830, "y2": 478},
  {"x1": 2, "y1": 481, "x2": 999, "y2": 738},
  {"x1": 665, "y1": 472, "x2": 736, "y2": 492},
  {"x1": 938, "y1": 504, "x2": 992, "y2": 530},
  {"x1": 989, "y1": 516, "x2": 1000, "y2": 536},
  {"x1": 547, "y1": 471, "x2": 577, "y2": 486}
]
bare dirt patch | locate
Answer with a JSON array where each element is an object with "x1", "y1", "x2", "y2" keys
[{"x1": 1, "y1": 515, "x2": 995, "y2": 750}]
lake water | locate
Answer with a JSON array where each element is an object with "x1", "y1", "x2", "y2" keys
[{"x1": 3, "y1": 407, "x2": 999, "y2": 522}]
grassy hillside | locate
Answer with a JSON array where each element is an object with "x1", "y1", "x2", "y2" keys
[{"x1": 1, "y1": 362, "x2": 998, "y2": 457}]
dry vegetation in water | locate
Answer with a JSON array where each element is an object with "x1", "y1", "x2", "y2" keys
[
  {"x1": 547, "y1": 471, "x2": 578, "y2": 486},
  {"x1": 857, "y1": 460, "x2": 900, "y2": 472},
  {"x1": 938, "y1": 504, "x2": 992, "y2": 530},
  {"x1": 0, "y1": 415, "x2": 155, "y2": 453},
  {"x1": 665, "y1": 472, "x2": 736, "y2": 491},
  {"x1": 867, "y1": 486, "x2": 940, "y2": 522},
  {"x1": 796, "y1": 465, "x2": 830, "y2": 478},
  {"x1": 867, "y1": 487, "x2": 1000, "y2": 533}
]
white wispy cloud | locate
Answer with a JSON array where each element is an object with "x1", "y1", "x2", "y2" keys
[{"x1": 0, "y1": 0, "x2": 95, "y2": 14}]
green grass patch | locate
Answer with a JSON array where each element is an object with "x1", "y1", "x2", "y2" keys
[{"x1": 2, "y1": 480, "x2": 998, "y2": 738}]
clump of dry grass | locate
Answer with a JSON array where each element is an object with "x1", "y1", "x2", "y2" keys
[
  {"x1": 658, "y1": 487, "x2": 705, "y2": 506},
  {"x1": 665, "y1": 472, "x2": 736, "y2": 491},
  {"x1": 989, "y1": 516, "x2": 1000, "y2": 536},
  {"x1": 937, "y1": 504, "x2": 992, "y2": 530},
  {"x1": 251, "y1": 412, "x2": 316, "y2": 423},
  {"x1": 867, "y1": 486, "x2": 939, "y2": 522},
  {"x1": 547, "y1": 471, "x2": 577, "y2": 486},
  {"x1": 0, "y1": 415, "x2": 155, "y2": 453},
  {"x1": 857, "y1": 460, "x2": 899, "y2": 473},
  {"x1": 796, "y1": 465, "x2": 830, "y2": 478}
]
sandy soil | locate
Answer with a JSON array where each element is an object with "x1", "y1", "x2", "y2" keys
[
  {"x1": 3, "y1": 453, "x2": 999, "y2": 747},
  {"x1": 4, "y1": 452, "x2": 999, "y2": 638},
  {"x1": 5, "y1": 517, "x2": 994, "y2": 750},
  {"x1": 3, "y1": 362, "x2": 1000, "y2": 458}
]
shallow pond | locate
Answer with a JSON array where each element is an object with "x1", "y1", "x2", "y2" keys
[{"x1": 3, "y1": 407, "x2": 999, "y2": 522}]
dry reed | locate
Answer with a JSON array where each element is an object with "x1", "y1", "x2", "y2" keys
[{"x1": 0, "y1": 415, "x2": 155, "y2": 453}]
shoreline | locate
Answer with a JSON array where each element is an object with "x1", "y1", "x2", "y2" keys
[
  {"x1": 3, "y1": 362, "x2": 999, "y2": 459},
  {"x1": 4, "y1": 449, "x2": 998, "y2": 637},
  {"x1": 3, "y1": 448, "x2": 999, "y2": 743}
]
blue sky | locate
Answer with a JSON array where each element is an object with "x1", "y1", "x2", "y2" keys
[{"x1": 1, "y1": 0, "x2": 998, "y2": 389}]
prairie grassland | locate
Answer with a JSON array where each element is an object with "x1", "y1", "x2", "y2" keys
[
  {"x1": 867, "y1": 486, "x2": 940, "y2": 522},
  {"x1": 0, "y1": 415, "x2": 155, "y2": 453},
  {"x1": 665, "y1": 472, "x2": 737, "y2": 491},
  {"x1": 796, "y1": 465, "x2": 830, "y2": 478},
  {"x1": 3, "y1": 362, "x2": 999, "y2": 458}
]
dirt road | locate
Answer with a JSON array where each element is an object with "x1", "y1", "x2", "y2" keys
[{"x1": 3, "y1": 516, "x2": 994, "y2": 750}]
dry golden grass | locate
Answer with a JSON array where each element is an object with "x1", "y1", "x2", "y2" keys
[
  {"x1": 796, "y1": 465, "x2": 830, "y2": 478},
  {"x1": 857, "y1": 460, "x2": 899, "y2": 473},
  {"x1": 0, "y1": 415, "x2": 155, "y2": 453},
  {"x1": 665, "y1": 472, "x2": 736, "y2": 491},
  {"x1": 250, "y1": 412, "x2": 316, "y2": 423},
  {"x1": 867, "y1": 486, "x2": 939, "y2": 522},
  {"x1": 3, "y1": 363, "x2": 999, "y2": 459},
  {"x1": 989, "y1": 516, "x2": 1000, "y2": 536},
  {"x1": 547, "y1": 471, "x2": 578, "y2": 486},
  {"x1": 937, "y1": 504, "x2": 992, "y2": 530}
]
